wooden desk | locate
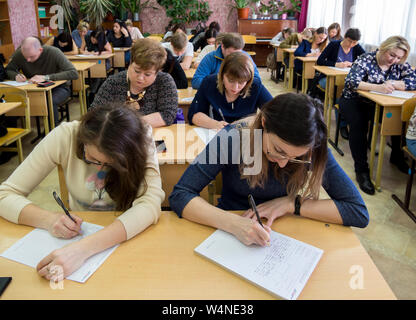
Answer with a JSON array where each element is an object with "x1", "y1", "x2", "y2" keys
[
  {"x1": 295, "y1": 56, "x2": 318, "y2": 94},
  {"x1": 71, "y1": 61, "x2": 96, "y2": 116},
  {"x1": 113, "y1": 47, "x2": 131, "y2": 68},
  {"x1": 282, "y1": 48, "x2": 296, "y2": 90},
  {"x1": 1, "y1": 80, "x2": 67, "y2": 134},
  {"x1": 0, "y1": 102, "x2": 21, "y2": 115},
  {"x1": 67, "y1": 54, "x2": 115, "y2": 78},
  {"x1": 357, "y1": 90, "x2": 416, "y2": 190},
  {"x1": 177, "y1": 87, "x2": 197, "y2": 122},
  {"x1": 0, "y1": 211, "x2": 395, "y2": 299},
  {"x1": 153, "y1": 124, "x2": 209, "y2": 207},
  {"x1": 313, "y1": 66, "x2": 349, "y2": 127}
]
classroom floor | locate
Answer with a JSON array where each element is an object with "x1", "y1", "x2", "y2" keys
[{"x1": 0, "y1": 67, "x2": 415, "y2": 300}]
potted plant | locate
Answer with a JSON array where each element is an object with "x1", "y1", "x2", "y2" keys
[
  {"x1": 158, "y1": 0, "x2": 212, "y2": 26},
  {"x1": 283, "y1": 0, "x2": 301, "y2": 20},
  {"x1": 79, "y1": 0, "x2": 115, "y2": 28},
  {"x1": 228, "y1": 0, "x2": 250, "y2": 19},
  {"x1": 259, "y1": 2, "x2": 269, "y2": 19},
  {"x1": 268, "y1": 0, "x2": 283, "y2": 19},
  {"x1": 121, "y1": 0, "x2": 159, "y2": 21}
]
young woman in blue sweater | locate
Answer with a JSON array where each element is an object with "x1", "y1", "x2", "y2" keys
[
  {"x1": 170, "y1": 93, "x2": 369, "y2": 246},
  {"x1": 294, "y1": 27, "x2": 328, "y2": 74},
  {"x1": 188, "y1": 51, "x2": 273, "y2": 129}
]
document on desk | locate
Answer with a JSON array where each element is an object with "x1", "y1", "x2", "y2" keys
[
  {"x1": 0, "y1": 81, "x2": 30, "y2": 87},
  {"x1": 328, "y1": 66, "x2": 351, "y2": 72},
  {"x1": 180, "y1": 97, "x2": 194, "y2": 103},
  {"x1": 369, "y1": 90, "x2": 415, "y2": 99},
  {"x1": 75, "y1": 54, "x2": 95, "y2": 57},
  {"x1": 195, "y1": 229, "x2": 323, "y2": 300},
  {"x1": 193, "y1": 127, "x2": 218, "y2": 145},
  {"x1": 0, "y1": 222, "x2": 118, "y2": 283}
]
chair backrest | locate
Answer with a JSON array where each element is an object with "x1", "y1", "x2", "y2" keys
[
  {"x1": 242, "y1": 35, "x2": 257, "y2": 45},
  {"x1": 57, "y1": 164, "x2": 70, "y2": 209},
  {"x1": 1, "y1": 86, "x2": 30, "y2": 130},
  {"x1": 401, "y1": 97, "x2": 416, "y2": 122}
]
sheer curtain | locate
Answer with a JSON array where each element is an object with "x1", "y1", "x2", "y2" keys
[
  {"x1": 350, "y1": 0, "x2": 416, "y2": 65},
  {"x1": 306, "y1": 0, "x2": 344, "y2": 29}
]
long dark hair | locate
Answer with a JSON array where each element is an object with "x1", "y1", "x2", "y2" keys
[
  {"x1": 55, "y1": 32, "x2": 74, "y2": 52},
  {"x1": 76, "y1": 104, "x2": 151, "y2": 211},
  {"x1": 89, "y1": 30, "x2": 108, "y2": 54},
  {"x1": 241, "y1": 93, "x2": 328, "y2": 200}
]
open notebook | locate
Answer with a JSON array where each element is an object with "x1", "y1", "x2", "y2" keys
[
  {"x1": 0, "y1": 222, "x2": 118, "y2": 283},
  {"x1": 195, "y1": 229, "x2": 323, "y2": 300}
]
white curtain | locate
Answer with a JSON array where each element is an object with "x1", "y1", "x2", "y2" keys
[
  {"x1": 306, "y1": 0, "x2": 344, "y2": 30},
  {"x1": 349, "y1": 0, "x2": 416, "y2": 65}
]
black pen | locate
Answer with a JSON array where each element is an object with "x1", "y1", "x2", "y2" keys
[
  {"x1": 248, "y1": 194, "x2": 264, "y2": 228},
  {"x1": 53, "y1": 191, "x2": 76, "y2": 223}
]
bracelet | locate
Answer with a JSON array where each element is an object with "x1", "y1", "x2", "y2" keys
[{"x1": 294, "y1": 195, "x2": 301, "y2": 216}]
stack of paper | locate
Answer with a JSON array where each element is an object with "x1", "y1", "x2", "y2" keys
[
  {"x1": 193, "y1": 127, "x2": 218, "y2": 145},
  {"x1": 369, "y1": 90, "x2": 415, "y2": 99},
  {"x1": 0, "y1": 81, "x2": 30, "y2": 87}
]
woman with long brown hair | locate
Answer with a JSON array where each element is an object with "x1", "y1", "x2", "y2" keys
[
  {"x1": 0, "y1": 104, "x2": 164, "y2": 280},
  {"x1": 169, "y1": 93, "x2": 369, "y2": 246}
]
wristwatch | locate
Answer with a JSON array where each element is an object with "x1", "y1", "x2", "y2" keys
[{"x1": 294, "y1": 195, "x2": 301, "y2": 216}]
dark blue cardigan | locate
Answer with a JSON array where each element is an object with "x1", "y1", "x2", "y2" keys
[
  {"x1": 187, "y1": 74, "x2": 273, "y2": 124},
  {"x1": 317, "y1": 40, "x2": 365, "y2": 67}
]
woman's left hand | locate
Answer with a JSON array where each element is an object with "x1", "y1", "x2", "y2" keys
[
  {"x1": 121, "y1": 27, "x2": 129, "y2": 37},
  {"x1": 36, "y1": 241, "x2": 89, "y2": 281},
  {"x1": 242, "y1": 196, "x2": 294, "y2": 227}
]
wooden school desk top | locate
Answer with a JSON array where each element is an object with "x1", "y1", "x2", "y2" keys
[{"x1": 0, "y1": 211, "x2": 395, "y2": 300}]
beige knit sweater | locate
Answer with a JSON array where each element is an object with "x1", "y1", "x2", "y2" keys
[{"x1": 0, "y1": 121, "x2": 165, "y2": 240}]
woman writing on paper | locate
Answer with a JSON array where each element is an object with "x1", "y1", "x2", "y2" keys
[
  {"x1": 169, "y1": 93, "x2": 369, "y2": 247},
  {"x1": 188, "y1": 52, "x2": 272, "y2": 129},
  {"x1": 0, "y1": 105, "x2": 164, "y2": 281},
  {"x1": 338, "y1": 36, "x2": 416, "y2": 195}
]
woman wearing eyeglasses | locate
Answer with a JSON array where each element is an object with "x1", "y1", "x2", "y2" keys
[
  {"x1": 169, "y1": 93, "x2": 369, "y2": 247},
  {"x1": 91, "y1": 38, "x2": 178, "y2": 128},
  {"x1": 0, "y1": 105, "x2": 164, "y2": 280}
]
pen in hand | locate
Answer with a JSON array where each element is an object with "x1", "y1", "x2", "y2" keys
[
  {"x1": 218, "y1": 108, "x2": 226, "y2": 122},
  {"x1": 53, "y1": 191, "x2": 77, "y2": 224},
  {"x1": 248, "y1": 194, "x2": 264, "y2": 228}
]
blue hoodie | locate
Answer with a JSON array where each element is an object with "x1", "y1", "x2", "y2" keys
[{"x1": 191, "y1": 45, "x2": 261, "y2": 89}]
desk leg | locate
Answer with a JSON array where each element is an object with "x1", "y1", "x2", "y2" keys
[
  {"x1": 47, "y1": 90, "x2": 55, "y2": 130},
  {"x1": 375, "y1": 135, "x2": 386, "y2": 191},
  {"x1": 78, "y1": 70, "x2": 84, "y2": 115},
  {"x1": 283, "y1": 64, "x2": 288, "y2": 88},
  {"x1": 43, "y1": 116, "x2": 49, "y2": 135},
  {"x1": 369, "y1": 104, "x2": 380, "y2": 180},
  {"x1": 325, "y1": 76, "x2": 332, "y2": 129},
  {"x1": 288, "y1": 67, "x2": 294, "y2": 91}
]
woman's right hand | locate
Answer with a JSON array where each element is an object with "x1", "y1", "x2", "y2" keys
[
  {"x1": 377, "y1": 82, "x2": 395, "y2": 94},
  {"x1": 214, "y1": 120, "x2": 229, "y2": 130},
  {"x1": 231, "y1": 215, "x2": 271, "y2": 246},
  {"x1": 48, "y1": 213, "x2": 83, "y2": 239}
]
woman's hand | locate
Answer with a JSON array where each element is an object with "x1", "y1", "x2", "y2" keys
[
  {"x1": 48, "y1": 213, "x2": 83, "y2": 239},
  {"x1": 335, "y1": 61, "x2": 352, "y2": 68},
  {"x1": 230, "y1": 215, "x2": 271, "y2": 246},
  {"x1": 36, "y1": 241, "x2": 89, "y2": 281},
  {"x1": 243, "y1": 196, "x2": 294, "y2": 227},
  {"x1": 376, "y1": 82, "x2": 395, "y2": 94},
  {"x1": 121, "y1": 27, "x2": 129, "y2": 37},
  {"x1": 214, "y1": 120, "x2": 229, "y2": 130}
]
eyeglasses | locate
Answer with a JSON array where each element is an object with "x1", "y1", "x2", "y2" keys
[
  {"x1": 264, "y1": 133, "x2": 312, "y2": 164},
  {"x1": 83, "y1": 147, "x2": 111, "y2": 168}
]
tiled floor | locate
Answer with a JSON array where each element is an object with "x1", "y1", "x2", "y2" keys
[{"x1": 0, "y1": 68, "x2": 415, "y2": 299}]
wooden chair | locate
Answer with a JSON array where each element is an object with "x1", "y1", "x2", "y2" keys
[
  {"x1": 0, "y1": 87, "x2": 31, "y2": 163},
  {"x1": 242, "y1": 35, "x2": 256, "y2": 57},
  {"x1": 391, "y1": 97, "x2": 416, "y2": 223},
  {"x1": 57, "y1": 164, "x2": 70, "y2": 209}
]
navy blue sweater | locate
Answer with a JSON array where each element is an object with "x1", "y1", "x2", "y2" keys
[
  {"x1": 169, "y1": 124, "x2": 370, "y2": 228},
  {"x1": 317, "y1": 40, "x2": 365, "y2": 67},
  {"x1": 188, "y1": 74, "x2": 273, "y2": 124}
]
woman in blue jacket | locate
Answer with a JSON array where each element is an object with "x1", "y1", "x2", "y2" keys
[
  {"x1": 188, "y1": 51, "x2": 272, "y2": 129},
  {"x1": 169, "y1": 92, "x2": 369, "y2": 247},
  {"x1": 294, "y1": 27, "x2": 328, "y2": 74}
]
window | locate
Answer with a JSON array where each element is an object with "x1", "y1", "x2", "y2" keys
[{"x1": 307, "y1": 0, "x2": 344, "y2": 30}]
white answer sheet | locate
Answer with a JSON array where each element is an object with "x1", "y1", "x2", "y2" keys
[
  {"x1": 0, "y1": 222, "x2": 118, "y2": 283},
  {"x1": 195, "y1": 229, "x2": 323, "y2": 300}
]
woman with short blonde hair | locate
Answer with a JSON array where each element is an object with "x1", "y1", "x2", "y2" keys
[
  {"x1": 72, "y1": 20, "x2": 90, "y2": 48},
  {"x1": 188, "y1": 51, "x2": 272, "y2": 129},
  {"x1": 378, "y1": 35, "x2": 410, "y2": 64}
]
